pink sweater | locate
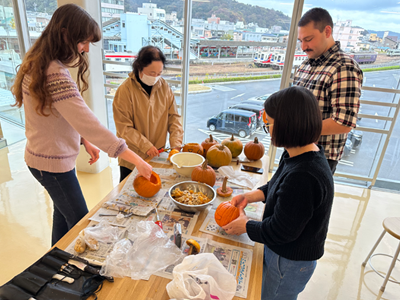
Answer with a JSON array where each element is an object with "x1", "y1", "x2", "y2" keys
[{"x1": 23, "y1": 60, "x2": 127, "y2": 173}]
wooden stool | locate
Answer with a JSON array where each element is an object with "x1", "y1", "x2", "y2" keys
[{"x1": 362, "y1": 217, "x2": 400, "y2": 292}]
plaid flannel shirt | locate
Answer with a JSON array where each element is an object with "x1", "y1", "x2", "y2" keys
[{"x1": 294, "y1": 41, "x2": 363, "y2": 161}]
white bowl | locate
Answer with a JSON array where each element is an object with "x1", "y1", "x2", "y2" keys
[{"x1": 170, "y1": 152, "x2": 205, "y2": 177}]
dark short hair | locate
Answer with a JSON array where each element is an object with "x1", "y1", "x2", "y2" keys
[
  {"x1": 264, "y1": 86, "x2": 322, "y2": 148},
  {"x1": 298, "y1": 7, "x2": 333, "y2": 32},
  {"x1": 132, "y1": 46, "x2": 166, "y2": 78}
]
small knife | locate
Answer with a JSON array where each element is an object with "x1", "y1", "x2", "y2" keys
[{"x1": 173, "y1": 223, "x2": 182, "y2": 249}]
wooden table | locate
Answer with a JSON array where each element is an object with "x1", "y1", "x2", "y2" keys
[{"x1": 54, "y1": 158, "x2": 268, "y2": 300}]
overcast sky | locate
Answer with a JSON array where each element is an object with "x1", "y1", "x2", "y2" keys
[{"x1": 238, "y1": 0, "x2": 400, "y2": 32}]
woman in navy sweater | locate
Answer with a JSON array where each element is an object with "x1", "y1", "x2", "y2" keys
[{"x1": 223, "y1": 86, "x2": 334, "y2": 300}]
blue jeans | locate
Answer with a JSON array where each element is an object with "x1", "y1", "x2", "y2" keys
[
  {"x1": 262, "y1": 245, "x2": 316, "y2": 300},
  {"x1": 28, "y1": 167, "x2": 89, "y2": 246}
]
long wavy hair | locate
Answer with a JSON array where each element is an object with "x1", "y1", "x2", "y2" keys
[{"x1": 11, "y1": 4, "x2": 101, "y2": 116}]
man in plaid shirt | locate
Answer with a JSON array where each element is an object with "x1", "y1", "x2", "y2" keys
[{"x1": 294, "y1": 8, "x2": 363, "y2": 174}]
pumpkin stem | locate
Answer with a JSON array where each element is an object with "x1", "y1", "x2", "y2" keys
[
  {"x1": 231, "y1": 134, "x2": 235, "y2": 141},
  {"x1": 222, "y1": 176, "x2": 228, "y2": 192},
  {"x1": 218, "y1": 144, "x2": 225, "y2": 151},
  {"x1": 202, "y1": 159, "x2": 208, "y2": 170},
  {"x1": 209, "y1": 134, "x2": 214, "y2": 142},
  {"x1": 254, "y1": 137, "x2": 259, "y2": 144}
]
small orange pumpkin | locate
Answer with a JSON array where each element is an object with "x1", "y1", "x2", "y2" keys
[
  {"x1": 183, "y1": 143, "x2": 204, "y2": 155},
  {"x1": 133, "y1": 171, "x2": 162, "y2": 198},
  {"x1": 206, "y1": 144, "x2": 232, "y2": 168},
  {"x1": 201, "y1": 134, "x2": 218, "y2": 158},
  {"x1": 191, "y1": 159, "x2": 216, "y2": 187},
  {"x1": 216, "y1": 177, "x2": 233, "y2": 197},
  {"x1": 215, "y1": 201, "x2": 240, "y2": 227},
  {"x1": 244, "y1": 137, "x2": 265, "y2": 161},
  {"x1": 222, "y1": 134, "x2": 243, "y2": 158},
  {"x1": 167, "y1": 149, "x2": 180, "y2": 162}
]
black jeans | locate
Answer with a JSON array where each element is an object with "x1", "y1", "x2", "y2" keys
[
  {"x1": 120, "y1": 166, "x2": 133, "y2": 183},
  {"x1": 327, "y1": 159, "x2": 339, "y2": 175},
  {"x1": 28, "y1": 167, "x2": 88, "y2": 246}
]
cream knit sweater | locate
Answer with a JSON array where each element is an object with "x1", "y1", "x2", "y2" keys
[{"x1": 23, "y1": 60, "x2": 127, "y2": 173}]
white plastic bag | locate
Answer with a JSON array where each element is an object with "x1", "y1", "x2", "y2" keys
[
  {"x1": 82, "y1": 220, "x2": 119, "y2": 251},
  {"x1": 100, "y1": 221, "x2": 184, "y2": 280},
  {"x1": 166, "y1": 253, "x2": 237, "y2": 300}
]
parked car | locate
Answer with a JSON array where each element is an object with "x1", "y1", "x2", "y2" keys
[
  {"x1": 347, "y1": 130, "x2": 363, "y2": 150},
  {"x1": 228, "y1": 103, "x2": 265, "y2": 128},
  {"x1": 207, "y1": 109, "x2": 257, "y2": 138},
  {"x1": 241, "y1": 99, "x2": 265, "y2": 107},
  {"x1": 343, "y1": 130, "x2": 363, "y2": 158}
]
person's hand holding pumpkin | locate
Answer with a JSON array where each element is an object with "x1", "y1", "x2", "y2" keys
[
  {"x1": 223, "y1": 208, "x2": 249, "y2": 235},
  {"x1": 230, "y1": 194, "x2": 249, "y2": 210}
]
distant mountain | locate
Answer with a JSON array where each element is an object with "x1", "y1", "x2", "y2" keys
[
  {"x1": 124, "y1": 0, "x2": 291, "y2": 30},
  {"x1": 367, "y1": 30, "x2": 400, "y2": 39}
]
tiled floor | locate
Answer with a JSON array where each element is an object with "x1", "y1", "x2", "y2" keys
[{"x1": 1, "y1": 140, "x2": 399, "y2": 300}]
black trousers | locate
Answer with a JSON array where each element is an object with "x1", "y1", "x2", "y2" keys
[
  {"x1": 120, "y1": 166, "x2": 133, "y2": 183},
  {"x1": 327, "y1": 159, "x2": 339, "y2": 175}
]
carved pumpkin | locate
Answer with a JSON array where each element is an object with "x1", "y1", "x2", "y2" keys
[
  {"x1": 216, "y1": 177, "x2": 233, "y2": 197},
  {"x1": 222, "y1": 134, "x2": 243, "y2": 158},
  {"x1": 244, "y1": 137, "x2": 265, "y2": 161},
  {"x1": 215, "y1": 201, "x2": 240, "y2": 227},
  {"x1": 191, "y1": 159, "x2": 216, "y2": 187},
  {"x1": 133, "y1": 171, "x2": 162, "y2": 198},
  {"x1": 167, "y1": 149, "x2": 180, "y2": 162},
  {"x1": 206, "y1": 144, "x2": 232, "y2": 168},
  {"x1": 183, "y1": 143, "x2": 204, "y2": 155},
  {"x1": 201, "y1": 134, "x2": 218, "y2": 158}
]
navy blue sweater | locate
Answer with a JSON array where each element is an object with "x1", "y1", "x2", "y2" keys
[{"x1": 246, "y1": 146, "x2": 334, "y2": 261}]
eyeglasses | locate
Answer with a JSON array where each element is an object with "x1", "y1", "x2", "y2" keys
[{"x1": 263, "y1": 123, "x2": 274, "y2": 135}]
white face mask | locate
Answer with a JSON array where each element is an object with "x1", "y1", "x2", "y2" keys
[{"x1": 141, "y1": 72, "x2": 160, "y2": 86}]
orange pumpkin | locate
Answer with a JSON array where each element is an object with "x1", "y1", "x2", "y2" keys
[
  {"x1": 216, "y1": 177, "x2": 233, "y2": 197},
  {"x1": 222, "y1": 134, "x2": 243, "y2": 158},
  {"x1": 133, "y1": 171, "x2": 162, "y2": 198},
  {"x1": 167, "y1": 149, "x2": 180, "y2": 162},
  {"x1": 206, "y1": 144, "x2": 232, "y2": 168},
  {"x1": 191, "y1": 159, "x2": 216, "y2": 187},
  {"x1": 244, "y1": 137, "x2": 265, "y2": 161},
  {"x1": 215, "y1": 201, "x2": 240, "y2": 227},
  {"x1": 201, "y1": 134, "x2": 218, "y2": 157},
  {"x1": 183, "y1": 143, "x2": 204, "y2": 155}
]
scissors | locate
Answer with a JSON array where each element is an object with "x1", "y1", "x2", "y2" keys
[{"x1": 158, "y1": 147, "x2": 173, "y2": 153}]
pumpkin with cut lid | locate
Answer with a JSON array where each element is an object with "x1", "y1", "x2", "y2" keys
[
  {"x1": 133, "y1": 171, "x2": 162, "y2": 198},
  {"x1": 215, "y1": 201, "x2": 240, "y2": 227}
]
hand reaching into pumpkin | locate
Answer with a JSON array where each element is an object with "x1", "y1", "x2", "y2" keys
[{"x1": 223, "y1": 207, "x2": 249, "y2": 235}]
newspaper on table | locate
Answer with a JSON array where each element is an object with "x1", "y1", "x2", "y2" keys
[
  {"x1": 69, "y1": 210, "x2": 198, "y2": 263},
  {"x1": 155, "y1": 235, "x2": 253, "y2": 299}
]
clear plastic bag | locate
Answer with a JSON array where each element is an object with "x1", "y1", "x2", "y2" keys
[
  {"x1": 100, "y1": 221, "x2": 184, "y2": 280},
  {"x1": 166, "y1": 253, "x2": 237, "y2": 300},
  {"x1": 81, "y1": 220, "x2": 119, "y2": 251}
]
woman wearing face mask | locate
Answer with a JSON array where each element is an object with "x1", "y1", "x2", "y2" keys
[{"x1": 113, "y1": 46, "x2": 184, "y2": 182}]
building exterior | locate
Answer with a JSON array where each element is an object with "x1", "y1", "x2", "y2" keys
[
  {"x1": 101, "y1": 0, "x2": 124, "y2": 23},
  {"x1": 243, "y1": 31, "x2": 262, "y2": 42},
  {"x1": 332, "y1": 20, "x2": 363, "y2": 51},
  {"x1": 137, "y1": 3, "x2": 166, "y2": 22},
  {"x1": 384, "y1": 36, "x2": 398, "y2": 49},
  {"x1": 261, "y1": 33, "x2": 278, "y2": 43},
  {"x1": 207, "y1": 14, "x2": 220, "y2": 24},
  {"x1": 233, "y1": 31, "x2": 243, "y2": 41}
]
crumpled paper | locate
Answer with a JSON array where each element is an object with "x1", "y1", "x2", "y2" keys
[{"x1": 218, "y1": 166, "x2": 260, "y2": 189}]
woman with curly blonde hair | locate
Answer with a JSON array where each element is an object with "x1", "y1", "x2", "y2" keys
[{"x1": 12, "y1": 4, "x2": 152, "y2": 245}]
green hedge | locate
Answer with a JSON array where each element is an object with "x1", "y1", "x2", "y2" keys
[
  {"x1": 189, "y1": 74, "x2": 281, "y2": 84},
  {"x1": 362, "y1": 65, "x2": 400, "y2": 72}
]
